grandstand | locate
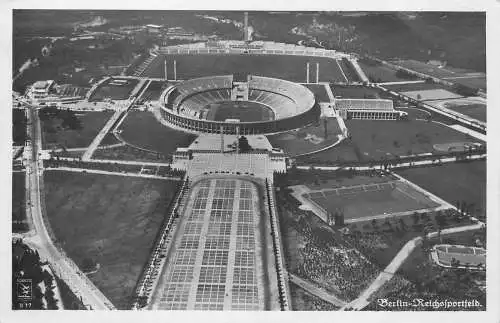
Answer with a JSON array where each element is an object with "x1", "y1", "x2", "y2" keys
[
  {"x1": 159, "y1": 75, "x2": 319, "y2": 135},
  {"x1": 335, "y1": 99, "x2": 406, "y2": 120},
  {"x1": 431, "y1": 244, "x2": 486, "y2": 270}
]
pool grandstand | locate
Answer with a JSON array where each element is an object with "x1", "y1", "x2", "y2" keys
[
  {"x1": 158, "y1": 75, "x2": 319, "y2": 135},
  {"x1": 335, "y1": 99, "x2": 406, "y2": 120}
]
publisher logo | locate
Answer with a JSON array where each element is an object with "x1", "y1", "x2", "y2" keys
[{"x1": 16, "y1": 279, "x2": 32, "y2": 301}]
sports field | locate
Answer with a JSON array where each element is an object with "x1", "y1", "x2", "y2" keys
[
  {"x1": 298, "y1": 118, "x2": 477, "y2": 163},
  {"x1": 401, "y1": 89, "x2": 463, "y2": 101},
  {"x1": 118, "y1": 110, "x2": 197, "y2": 155},
  {"x1": 205, "y1": 101, "x2": 275, "y2": 122},
  {"x1": 267, "y1": 118, "x2": 343, "y2": 157},
  {"x1": 428, "y1": 98, "x2": 486, "y2": 122},
  {"x1": 88, "y1": 78, "x2": 139, "y2": 102},
  {"x1": 139, "y1": 54, "x2": 347, "y2": 83},
  {"x1": 432, "y1": 244, "x2": 485, "y2": 268},
  {"x1": 41, "y1": 110, "x2": 113, "y2": 149},
  {"x1": 12, "y1": 172, "x2": 28, "y2": 233},
  {"x1": 396, "y1": 160, "x2": 486, "y2": 219},
  {"x1": 303, "y1": 84, "x2": 331, "y2": 102},
  {"x1": 43, "y1": 170, "x2": 180, "y2": 309},
  {"x1": 302, "y1": 180, "x2": 439, "y2": 220}
]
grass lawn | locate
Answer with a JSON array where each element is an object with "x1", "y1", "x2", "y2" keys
[
  {"x1": 142, "y1": 54, "x2": 347, "y2": 83},
  {"x1": 44, "y1": 171, "x2": 180, "y2": 309},
  {"x1": 92, "y1": 145, "x2": 169, "y2": 163},
  {"x1": 330, "y1": 85, "x2": 382, "y2": 99},
  {"x1": 452, "y1": 77, "x2": 486, "y2": 91},
  {"x1": 267, "y1": 118, "x2": 342, "y2": 157},
  {"x1": 88, "y1": 78, "x2": 139, "y2": 102},
  {"x1": 383, "y1": 82, "x2": 453, "y2": 93},
  {"x1": 12, "y1": 172, "x2": 28, "y2": 233},
  {"x1": 357, "y1": 61, "x2": 412, "y2": 83},
  {"x1": 289, "y1": 284, "x2": 339, "y2": 311},
  {"x1": 396, "y1": 161, "x2": 486, "y2": 219},
  {"x1": 118, "y1": 110, "x2": 197, "y2": 156},
  {"x1": 442, "y1": 103, "x2": 486, "y2": 122},
  {"x1": 298, "y1": 119, "x2": 476, "y2": 163},
  {"x1": 137, "y1": 80, "x2": 170, "y2": 103},
  {"x1": 302, "y1": 84, "x2": 331, "y2": 102},
  {"x1": 41, "y1": 111, "x2": 113, "y2": 150}
]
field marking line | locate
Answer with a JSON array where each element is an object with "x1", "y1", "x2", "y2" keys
[{"x1": 336, "y1": 59, "x2": 349, "y2": 83}]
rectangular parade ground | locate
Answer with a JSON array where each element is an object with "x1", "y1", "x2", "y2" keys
[{"x1": 148, "y1": 177, "x2": 279, "y2": 310}]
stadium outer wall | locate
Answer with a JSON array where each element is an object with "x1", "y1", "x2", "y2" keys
[{"x1": 158, "y1": 102, "x2": 321, "y2": 135}]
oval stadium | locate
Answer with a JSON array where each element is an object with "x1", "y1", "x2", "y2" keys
[{"x1": 158, "y1": 74, "x2": 320, "y2": 135}]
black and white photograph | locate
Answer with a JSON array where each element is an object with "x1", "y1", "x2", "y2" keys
[{"x1": 3, "y1": 2, "x2": 500, "y2": 322}]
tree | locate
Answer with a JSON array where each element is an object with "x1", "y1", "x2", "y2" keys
[{"x1": 238, "y1": 136, "x2": 252, "y2": 153}]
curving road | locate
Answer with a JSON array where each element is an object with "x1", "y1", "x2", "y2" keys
[{"x1": 23, "y1": 105, "x2": 115, "y2": 310}]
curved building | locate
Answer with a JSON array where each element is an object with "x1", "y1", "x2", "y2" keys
[{"x1": 158, "y1": 75, "x2": 320, "y2": 135}]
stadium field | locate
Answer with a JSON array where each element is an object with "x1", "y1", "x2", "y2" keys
[
  {"x1": 43, "y1": 170, "x2": 180, "y2": 309},
  {"x1": 298, "y1": 118, "x2": 478, "y2": 163},
  {"x1": 205, "y1": 101, "x2": 275, "y2": 122},
  {"x1": 88, "y1": 78, "x2": 139, "y2": 102},
  {"x1": 330, "y1": 85, "x2": 382, "y2": 99},
  {"x1": 12, "y1": 172, "x2": 28, "y2": 233},
  {"x1": 118, "y1": 110, "x2": 197, "y2": 156},
  {"x1": 303, "y1": 84, "x2": 331, "y2": 102},
  {"x1": 396, "y1": 160, "x2": 486, "y2": 219},
  {"x1": 303, "y1": 181, "x2": 439, "y2": 220},
  {"x1": 139, "y1": 54, "x2": 347, "y2": 83},
  {"x1": 267, "y1": 118, "x2": 343, "y2": 157},
  {"x1": 41, "y1": 110, "x2": 114, "y2": 149}
]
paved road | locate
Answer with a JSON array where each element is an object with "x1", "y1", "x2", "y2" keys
[
  {"x1": 296, "y1": 153, "x2": 486, "y2": 172},
  {"x1": 82, "y1": 107, "x2": 126, "y2": 161},
  {"x1": 23, "y1": 106, "x2": 115, "y2": 310},
  {"x1": 45, "y1": 166, "x2": 182, "y2": 181},
  {"x1": 288, "y1": 273, "x2": 347, "y2": 307}
]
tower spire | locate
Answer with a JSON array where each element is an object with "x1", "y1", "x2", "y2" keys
[{"x1": 244, "y1": 12, "x2": 249, "y2": 41}]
